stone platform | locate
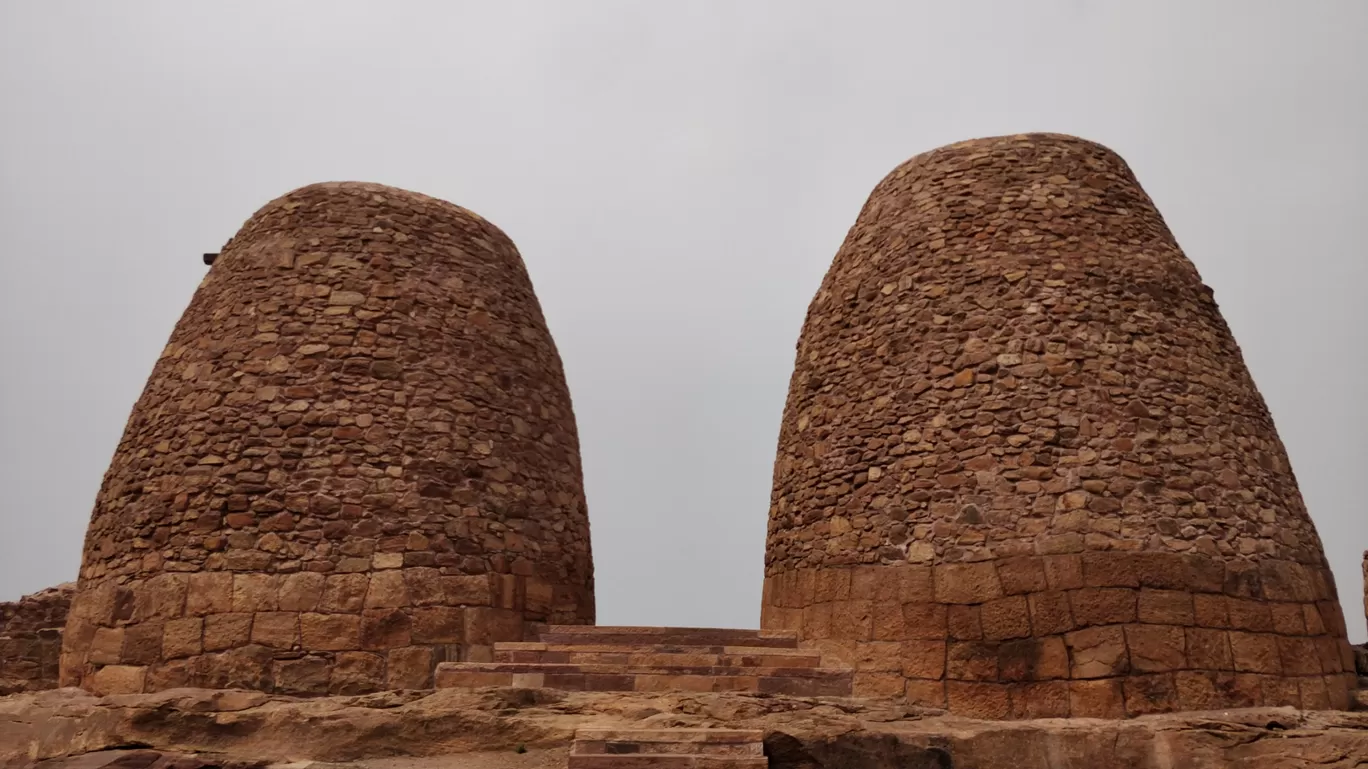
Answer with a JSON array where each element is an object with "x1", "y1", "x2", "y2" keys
[{"x1": 435, "y1": 626, "x2": 854, "y2": 697}]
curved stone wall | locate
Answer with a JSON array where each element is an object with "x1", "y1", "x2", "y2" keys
[
  {"x1": 61, "y1": 182, "x2": 594, "y2": 695},
  {"x1": 760, "y1": 134, "x2": 1355, "y2": 718}
]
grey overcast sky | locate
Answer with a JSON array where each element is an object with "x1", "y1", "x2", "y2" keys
[{"x1": 1, "y1": 2, "x2": 1365, "y2": 642}]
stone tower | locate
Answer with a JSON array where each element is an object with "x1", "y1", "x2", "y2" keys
[
  {"x1": 760, "y1": 134, "x2": 1355, "y2": 718},
  {"x1": 60, "y1": 182, "x2": 594, "y2": 695}
]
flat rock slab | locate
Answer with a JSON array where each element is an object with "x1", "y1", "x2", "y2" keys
[{"x1": 3, "y1": 687, "x2": 1368, "y2": 769}]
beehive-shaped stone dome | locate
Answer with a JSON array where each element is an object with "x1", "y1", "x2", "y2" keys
[
  {"x1": 61, "y1": 182, "x2": 594, "y2": 695},
  {"x1": 760, "y1": 134, "x2": 1355, "y2": 718}
]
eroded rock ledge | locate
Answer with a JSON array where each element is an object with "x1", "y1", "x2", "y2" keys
[{"x1": 3, "y1": 687, "x2": 1367, "y2": 768}]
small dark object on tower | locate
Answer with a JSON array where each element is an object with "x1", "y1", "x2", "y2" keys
[{"x1": 203, "y1": 253, "x2": 219, "y2": 266}]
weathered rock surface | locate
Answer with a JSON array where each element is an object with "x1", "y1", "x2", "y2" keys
[
  {"x1": 1, "y1": 584, "x2": 75, "y2": 695},
  {"x1": 3, "y1": 687, "x2": 1367, "y2": 768}
]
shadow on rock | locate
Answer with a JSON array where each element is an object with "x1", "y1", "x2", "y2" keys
[{"x1": 765, "y1": 731, "x2": 953, "y2": 769}]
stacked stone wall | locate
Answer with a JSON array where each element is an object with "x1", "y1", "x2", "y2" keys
[
  {"x1": 760, "y1": 133, "x2": 1355, "y2": 717},
  {"x1": 0, "y1": 583, "x2": 74, "y2": 694},
  {"x1": 60, "y1": 182, "x2": 593, "y2": 696}
]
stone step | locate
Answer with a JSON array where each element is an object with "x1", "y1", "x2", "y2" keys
[
  {"x1": 434, "y1": 661, "x2": 852, "y2": 697},
  {"x1": 569, "y1": 728, "x2": 768, "y2": 769},
  {"x1": 493, "y1": 642, "x2": 822, "y2": 668},
  {"x1": 537, "y1": 625, "x2": 799, "y2": 649}
]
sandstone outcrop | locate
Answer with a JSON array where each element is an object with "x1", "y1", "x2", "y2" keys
[
  {"x1": 60, "y1": 182, "x2": 594, "y2": 696},
  {"x1": 3, "y1": 686, "x2": 1367, "y2": 768},
  {"x1": 0, "y1": 584, "x2": 74, "y2": 695},
  {"x1": 761, "y1": 133, "x2": 1355, "y2": 717}
]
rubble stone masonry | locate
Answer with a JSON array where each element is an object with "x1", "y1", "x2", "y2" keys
[
  {"x1": 760, "y1": 134, "x2": 1355, "y2": 718},
  {"x1": 60, "y1": 182, "x2": 594, "y2": 696},
  {"x1": 0, "y1": 583, "x2": 74, "y2": 694}
]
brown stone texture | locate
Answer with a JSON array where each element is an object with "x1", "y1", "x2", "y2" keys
[
  {"x1": 759, "y1": 133, "x2": 1354, "y2": 717},
  {"x1": 0, "y1": 583, "x2": 74, "y2": 694},
  {"x1": 59, "y1": 182, "x2": 594, "y2": 695},
  {"x1": 5, "y1": 687, "x2": 1368, "y2": 768}
]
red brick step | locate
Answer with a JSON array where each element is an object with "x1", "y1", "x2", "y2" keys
[
  {"x1": 434, "y1": 661, "x2": 852, "y2": 696},
  {"x1": 494, "y1": 642, "x2": 821, "y2": 668}
]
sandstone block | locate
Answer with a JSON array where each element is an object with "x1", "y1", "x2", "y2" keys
[
  {"x1": 853, "y1": 641, "x2": 901, "y2": 672},
  {"x1": 410, "y1": 607, "x2": 465, "y2": 644},
  {"x1": 851, "y1": 565, "x2": 902, "y2": 602},
  {"x1": 903, "y1": 678, "x2": 947, "y2": 708},
  {"x1": 1069, "y1": 678, "x2": 1125, "y2": 718},
  {"x1": 331, "y1": 651, "x2": 386, "y2": 695},
  {"x1": 934, "y1": 562, "x2": 1002, "y2": 604},
  {"x1": 1277, "y1": 636, "x2": 1323, "y2": 676},
  {"x1": 901, "y1": 602, "x2": 947, "y2": 639},
  {"x1": 980, "y1": 596, "x2": 1031, "y2": 641},
  {"x1": 870, "y1": 601, "x2": 905, "y2": 641},
  {"x1": 1042, "y1": 555, "x2": 1084, "y2": 591},
  {"x1": 813, "y1": 568, "x2": 852, "y2": 603},
  {"x1": 1066, "y1": 626, "x2": 1129, "y2": 679},
  {"x1": 1229, "y1": 632, "x2": 1282, "y2": 674},
  {"x1": 133, "y1": 574, "x2": 189, "y2": 621},
  {"x1": 442, "y1": 575, "x2": 493, "y2": 606},
  {"x1": 87, "y1": 627, "x2": 125, "y2": 665},
  {"x1": 1125, "y1": 624, "x2": 1186, "y2": 673},
  {"x1": 300, "y1": 612, "x2": 362, "y2": 650},
  {"x1": 364, "y1": 570, "x2": 411, "y2": 609},
  {"x1": 204, "y1": 613, "x2": 253, "y2": 651},
  {"x1": 86, "y1": 664, "x2": 146, "y2": 696},
  {"x1": 185, "y1": 573, "x2": 234, "y2": 616},
  {"x1": 1123, "y1": 673, "x2": 1179, "y2": 716},
  {"x1": 947, "y1": 641, "x2": 998, "y2": 681},
  {"x1": 830, "y1": 600, "x2": 873, "y2": 641},
  {"x1": 321, "y1": 574, "x2": 369, "y2": 613},
  {"x1": 1070, "y1": 588, "x2": 1136, "y2": 627},
  {"x1": 464, "y1": 607, "x2": 523, "y2": 645},
  {"x1": 1028, "y1": 591, "x2": 1076, "y2": 636},
  {"x1": 946, "y1": 681, "x2": 1010, "y2": 719},
  {"x1": 200, "y1": 645, "x2": 272, "y2": 691},
  {"x1": 278, "y1": 573, "x2": 324, "y2": 612},
  {"x1": 360, "y1": 609, "x2": 412, "y2": 650},
  {"x1": 852, "y1": 671, "x2": 905, "y2": 699},
  {"x1": 997, "y1": 557, "x2": 1048, "y2": 595},
  {"x1": 1008, "y1": 681, "x2": 1070, "y2": 719},
  {"x1": 1193, "y1": 593, "x2": 1230, "y2": 628},
  {"x1": 1185, "y1": 627, "x2": 1234, "y2": 670},
  {"x1": 947, "y1": 605, "x2": 982, "y2": 641},
  {"x1": 274, "y1": 656, "x2": 331, "y2": 695},
  {"x1": 122, "y1": 622, "x2": 164, "y2": 665},
  {"x1": 387, "y1": 646, "x2": 435, "y2": 689},
  {"x1": 896, "y1": 565, "x2": 935, "y2": 602},
  {"x1": 232, "y1": 574, "x2": 279, "y2": 613},
  {"x1": 998, "y1": 636, "x2": 1068, "y2": 682},
  {"x1": 901, "y1": 639, "x2": 947, "y2": 679},
  {"x1": 162, "y1": 617, "x2": 204, "y2": 659},
  {"x1": 1137, "y1": 589, "x2": 1195, "y2": 626},
  {"x1": 250, "y1": 612, "x2": 299, "y2": 649}
]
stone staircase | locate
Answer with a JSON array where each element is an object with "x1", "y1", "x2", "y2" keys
[
  {"x1": 568, "y1": 728, "x2": 767, "y2": 768},
  {"x1": 434, "y1": 625, "x2": 852, "y2": 697}
]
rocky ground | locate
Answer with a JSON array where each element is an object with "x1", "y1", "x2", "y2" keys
[{"x1": 2, "y1": 686, "x2": 1367, "y2": 769}]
